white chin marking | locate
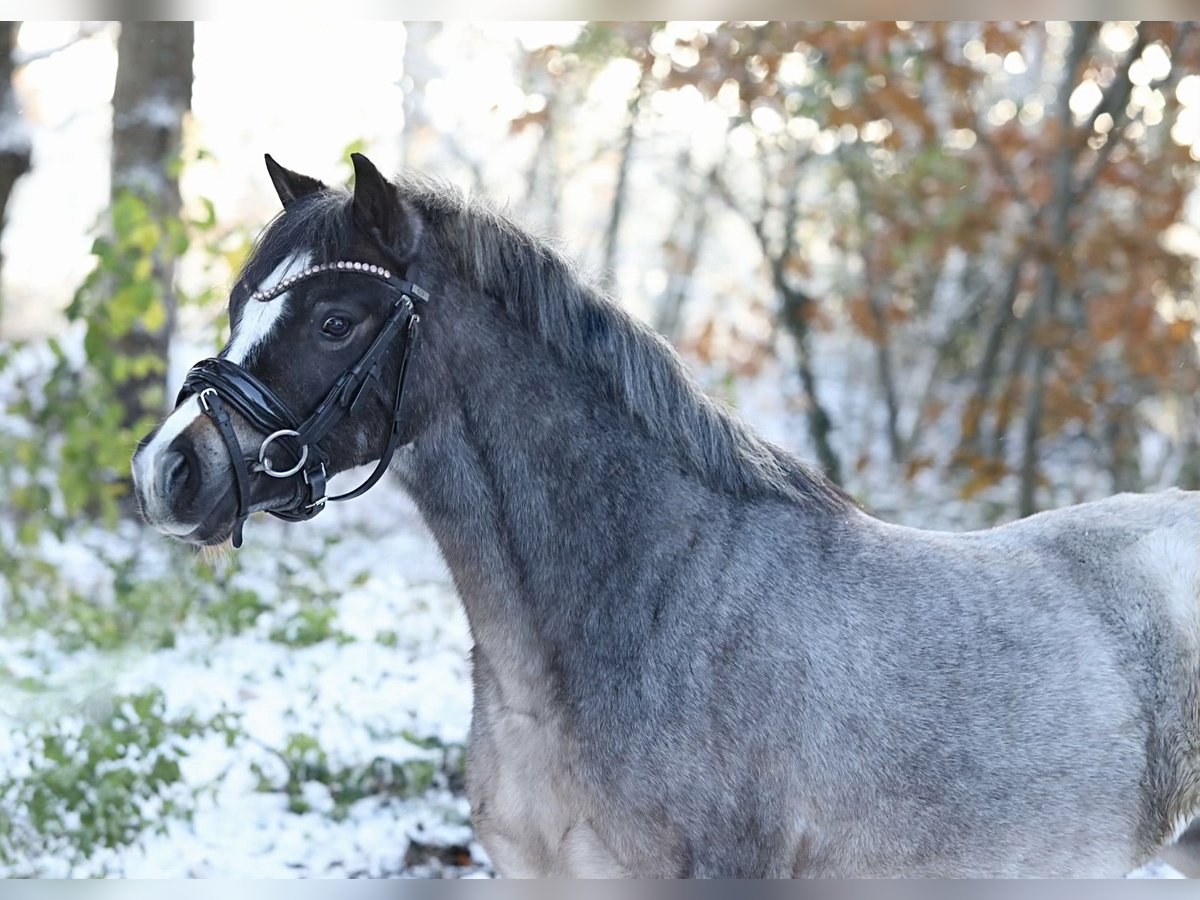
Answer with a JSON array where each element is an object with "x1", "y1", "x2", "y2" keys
[{"x1": 226, "y1": 251, "x2": 312, "y2": 365}]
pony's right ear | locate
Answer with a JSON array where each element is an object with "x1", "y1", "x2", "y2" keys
[
  {"x1": 264, "y1": 154, "x2": 326, "y2": 209},
  {"x1": 350, "y1": 152, "x2": 423, "y2": 262}
]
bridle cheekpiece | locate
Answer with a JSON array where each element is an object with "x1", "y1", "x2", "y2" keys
[{"x1": 175, "y1": 260, "x2": 430, "y2": 548}]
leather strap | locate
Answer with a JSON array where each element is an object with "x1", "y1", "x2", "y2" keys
[
  {"x1": 198, "y1": 389, "x2": 251, "y2": 548},
  {"x1": 325, "y1": 313, "x2": 420, "y2": 504}
]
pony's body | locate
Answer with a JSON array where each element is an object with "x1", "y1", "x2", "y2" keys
[
  {"x1": 395, "y1": 269, "x2": 1200, "y2": 876},
  {"x1": 460, "y1": 492, "x2": 1200, "y2": 877},
  {"x1": 133, "y1": 156, "x2": 1200, "y2": 877}
]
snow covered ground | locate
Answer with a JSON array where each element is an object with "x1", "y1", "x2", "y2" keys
[{"x1": 0, "y1": 471, "x2": 493, "y2": 877}]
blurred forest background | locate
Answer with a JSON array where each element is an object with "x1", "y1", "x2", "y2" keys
[{"x1": 0, "y1": 20, "x2": 1198, "y2": 877}]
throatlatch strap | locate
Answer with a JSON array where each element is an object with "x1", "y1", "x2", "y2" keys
[{"x1": 199, "y1": 390, "x2": 251, "y2": 548}]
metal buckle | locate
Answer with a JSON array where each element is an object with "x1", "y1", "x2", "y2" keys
[
  {"x1": 258, "y1": 429, "x2": 308, "y2": 478},
  {"x1": 304, "y1": 463, "x2": 327, "y2": 511},
  {"x1": 197, "y1": 388, "x2": 217, "y2": 413}
]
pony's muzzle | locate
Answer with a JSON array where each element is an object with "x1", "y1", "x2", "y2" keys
[{"x1": 132, "y1": 396, "x2": 250, "y2": 542}]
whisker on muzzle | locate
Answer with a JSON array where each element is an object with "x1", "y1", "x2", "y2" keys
[{"x1": 199, "y1": 539, "x2": 234, "y2": 563}]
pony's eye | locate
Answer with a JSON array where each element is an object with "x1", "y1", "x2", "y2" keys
[{"x1": 320, "y1": 315, "x2": 352, "y2": 339}]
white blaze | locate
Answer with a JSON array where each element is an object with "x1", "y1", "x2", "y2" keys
[{"x1": 226, "y1": 251, "x2": 311, "y2": 364}]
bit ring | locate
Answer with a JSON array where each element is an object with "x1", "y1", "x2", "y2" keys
[{"x1": 258, "y1": 429, "x2": 307, "y2": 478}]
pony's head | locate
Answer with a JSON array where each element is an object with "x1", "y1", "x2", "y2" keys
[{"x1": 132, "y1": 153, "x2": 429, "y2": 546}]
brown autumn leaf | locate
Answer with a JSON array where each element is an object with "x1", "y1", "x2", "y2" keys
[
  {"x1": 981, "y1": 22, "x2": 1024, "y2": 57},
  {"x1": 847, "y1": 296, "x2": 883, "y2": 342},
  {"x1": 959, "y1": 458, "x2": 1010, "y2": 499},
  {"x1": 509, "y1": 108, "x2": 550, "y2": 134},
  {"x1": 960, "y1": 396, "x2": 986, "y2": 443},
  {"x1": 905, "y1": 454, "x2": 936, "y2": 481},
  {"x1": 690, "y1": 319, "x2": 717, "y2": 365},
  {"x1": 1167, "y1": 319, "x2": 1196, "y2": 344}
]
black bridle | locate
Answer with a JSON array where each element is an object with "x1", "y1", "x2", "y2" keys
[{"x1": 174, "y1": 260, "x2": 430, "y2": 547}]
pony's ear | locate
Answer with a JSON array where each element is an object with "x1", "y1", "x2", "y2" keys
[
  {"x1": 264, "y1": 154, "x2": 326, "y2": 209},
  {"x1": 350, "y1": 152, "x2": 422, "y2": 260}
]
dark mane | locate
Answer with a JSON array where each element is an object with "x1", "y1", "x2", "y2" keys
[
  {"x1": 396, "y1": 175, "x2": 854, "y2": 515},
  {"x1": 240, "y1": 175, "x2": 852, "y2": 514}
]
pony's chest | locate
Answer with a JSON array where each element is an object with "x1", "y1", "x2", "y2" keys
[{"x1": 466, "y1": 654, "x2": 631, "y2": 877}]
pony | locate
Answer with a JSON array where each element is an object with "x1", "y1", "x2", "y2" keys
[{"x1": 132, "y1": 153, "x2": 1200, "y2": 877}]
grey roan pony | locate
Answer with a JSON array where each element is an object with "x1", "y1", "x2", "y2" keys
[{"x1": 132, "y1": 153, "x2": 1200, "y2": 877}]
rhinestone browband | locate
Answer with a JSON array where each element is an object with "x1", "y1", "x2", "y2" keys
[{"x1": 250, "y1": 260, "x2": 404, "y2": 303}]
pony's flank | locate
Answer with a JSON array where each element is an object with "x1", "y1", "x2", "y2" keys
[{"x1": 398, "y1": 176, "x2": 853, "y2": 514}]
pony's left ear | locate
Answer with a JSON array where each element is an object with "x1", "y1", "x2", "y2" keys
[
  {"x1": 264, "y1": 154, "x2": 326, "y2": 208},
  {"x1": 350, "y1": 152, "x2": 423, "y2": 261}
]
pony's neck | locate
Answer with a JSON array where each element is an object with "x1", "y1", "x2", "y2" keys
[{"x1": 401, "y1": 293, "x2": 719, "y2": 646}]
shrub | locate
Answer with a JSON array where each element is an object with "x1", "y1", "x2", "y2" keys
[{"x1": 0, "y1": 687, "x2": 241, "y2": 873}]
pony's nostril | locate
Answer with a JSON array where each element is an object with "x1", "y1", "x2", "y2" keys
[{"x1": 159, "y1": 449, "x2": 191, "y2": 497}]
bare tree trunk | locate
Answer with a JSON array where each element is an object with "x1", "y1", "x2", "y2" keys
[
  {"x1": 961, "y1": 250, "x2": 1025, "y2": 457},
  {"x1": 1105, "y1": 393, "x2": 1142, "y2": 493},
  {"x1": 654, "y1": 154, "x2": 712, "y2": 344},
  {"x1": 864, "y1": 272, "x2": 903, "y2": 465},
  {"x1": 905, "y1": 273, "x2": 990, "y2": 460},
  {"x1": 1017, "y1": 22, "x2": 1095, "y2": 517},
  {"x1": 990, "y1": 274, "x2": 1039, "y2": 462},
  {"x1": 776, "y1": 270, "x2": 843, "y2": 485},
  {"x1": 843, "y1": 158, "x2": 903, "y2": 464},
  {"x1": 111, "y1": 23, "x2": 192, "y2": 221},
  {"x1": 520, "y1": 72, "x2": 561, "y2": 234},
  {"x1": 0, "y1": 21, "x2": 30, "y2": 328},
  {"x1": 110, "y1": 21, "x2": 193, "y2": 431},
  {"x1": 713, "y1": 154, "x2": 841, "y2": 483},
  {"x1": 600, "y1": 80, "x2": 643, "y2": 293}
]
